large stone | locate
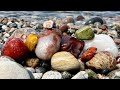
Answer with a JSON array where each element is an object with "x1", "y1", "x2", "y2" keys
[
  {"x1": 51, "y1": 51, "x2": 80, "y2": 71},
  {"x1": 0, "y1": 57, "x2": 31, "y2": 79},
  {"x1": 84, "y1": 34, "x2": 118, "y2": 57},
  {"x1": 75, "y1": 26, "x2": 95, "y2": 40}
]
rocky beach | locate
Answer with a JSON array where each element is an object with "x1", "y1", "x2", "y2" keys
[{"x1": 1, "y1": 11, "x2": 120, "y2": 79}]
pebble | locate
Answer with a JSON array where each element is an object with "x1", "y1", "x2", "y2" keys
[
  {"x1": 42, "y1": 70, "x2": 63, "y2": 79},
  {"x1": 86, "y1": 51, "x2": 117, "y2": 70},
  {"x1": 75, "y1": 26, "x2": 95, "y2": 40},
  {"x1": 35, "y1": 67, "x2": 46, "y2": 73},
  {"x1": 0, "y1": 57, "x2": 31, "y2": 79},
  {"x1": 25, "y1": 67, "x2": 36, "y2": 73},
  {"x1": 85, "y1": 69, "x2": 98, "y2": 79},
  {"x1": 8, "y1": 23, "x2": 17, "y2": 28},
  {"x1": 76, "y1": 15, "x2": 85, "y2": 21},
  {"x1": 25, "y1": 58, "x2": 40, "y2": 68},
  {"x1": 61, "y1": 71, "x2": 72, "y2": 79},
  {"x1": 84, "y1": 34, "x2": 119, "y2": 57},
  {"x1": 33, "y1": 73, "x2": 43, "y2": 79},
  {"x1": 108, "y1": 30, "x2": 118, "y2": 39},
  {"x1": 71, "y1": 71, "x2": 88, "y2": 79},
  {"x1": 107, "y1": 69, "x2": 120, "y2": 79},
  {"x1": 85, "y1": 17, "x2": 104, "y2": 25},
  {"x1": 51, "y1": 51, "x2": 80, "y2": 71}
]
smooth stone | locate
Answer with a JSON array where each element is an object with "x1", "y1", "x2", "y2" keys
[
  {"x1": 25, "y1": 67, "x2": 36, "y2": 73},
  {"x1": 2, "y1": 25, "x2": 8, "y2": 30},
  {"x1": 71, "y1": 71, "x2": 88, "y2": 79},
  {"x1": 51, "y1": 51, "x2": 80, "y2": 71},
  {"x1": 75, "y1": 26, "x2": 95, "y2": 40},
  {"x1": 85, "y1": 17, "x2": 104, "y2": 25},
  {"x1": 3, "y1": 33, "x2": 10, "y2": 38},
  {"x1": 84, "y1": 34, "x2": 118, "y2": 57},
  {"x1": 33, "y1": 73, "x2": 43, "y2": 79},
  {"x1": 35, "y1": 67, "x2": 46, "y2": 73},
  {"x1": 107, "y1": 69, "x2": 120, "y2": 79},
  {"x1": 0, "y1": 56, "x2": 15, "y2": 61},
  {"x1": 0, "y1": 58, "x2": 31, "y2": 79},
  {"x1": 42, "y1": 70, "x2": 62, "y2": 79}
]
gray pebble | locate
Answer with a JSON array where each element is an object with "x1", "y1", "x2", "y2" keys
[
  {"x1": 42, "y1": 70, "x2": 62, "y2": 79},
  {"x1": 61, "y1": 71, "x2": 72, "y2": 79},
  {"x1": 35, "y1": 67, "x2": 46, "y2": 73},
  {"x1": 25, "y1": 67, "x2": 36, "y2": 73},
  {"x1": 33, "y1": 73, "x2": 43, "y2": 79},
  {"x1": 71, "y1": 71, "x2": 88, "y2": 79}
]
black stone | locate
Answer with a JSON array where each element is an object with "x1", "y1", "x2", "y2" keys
[{"x1": 85, "y1": 17, "x2": 104, "y2": 25}]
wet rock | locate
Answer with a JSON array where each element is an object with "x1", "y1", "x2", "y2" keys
[
  {"x1": 33, "y1": 73, "x2": 43, "y2": 79},
  {"x1": 71, "y1": 71, "x2": 88, "y2": 79},
  {"x1": 76, "y1": 15, "x2": 85, "y2": 21},
  {"x1": 86, "y1": 51, "x2": 117, "y2": 70},
  {"x1": 75, "y1": 26, "x2": 95, "y2": 40},
  {"x1": 85, "y1": 17, "x2": 105, "y2": 25},
  {"x1": 55, "y1": 18, "x2": 62, "y2": 27},
  {"x1": 43, "y1": 20, "x2": 54, "y2": 29},
  {"x1": 62, "y1": 16, "x2": 74, "y2": 24},
  {"x1": 84, "y1": 34, "x2": 118, "y2": 57},
  {"x1": 108, "y1": 30, "x2": 118, "y2": 39},
  {"x1": 59, "y1": 24, "x2": 69, "y2": 32},
  {"x1": 42, "y1": 70, "x2": 62, "y2": 79},
  {"x1": 25, "y1": 58, "x2": 40, "y2": 68},
  {"x1": 1, "y1": 18, "x2": 8, "y2": 25},
  {"x1": 51, "y1": 51, "x2": 80, "y2": 71}
]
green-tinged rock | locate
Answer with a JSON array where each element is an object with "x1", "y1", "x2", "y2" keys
[
  {"x1": 75, "y1": 26, "x2": 95, "y2": 40},
  {"x1": 85, "y1": 69, "x2": 98, "y2": 79}
]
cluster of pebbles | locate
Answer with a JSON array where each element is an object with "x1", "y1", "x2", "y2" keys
[{"x1": 1, "y1": 15, "x2": 120, "y2": 79}]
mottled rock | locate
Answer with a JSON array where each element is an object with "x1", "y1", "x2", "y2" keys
[
  {"x1": 86, "y1": 51, "x2": 117, "y2": 70},
  {"x1": 51, "y1": 51, "x2": 80, "y2": 71},
  {"x1": 42, "y1": 70, "x2": 62, "y2": 79},
  {"x1": 76, "y1": 15, "x2": 85, "y2": 21},
  {"x1": 75, "y1": 26, "x2": 95, "y2": 40},
  {"x1": 71, "y1": 71, "x2": 88, "y2": 79},
  {"x1": 25, "y1": 58, "x2": 40, "y2": 68}
]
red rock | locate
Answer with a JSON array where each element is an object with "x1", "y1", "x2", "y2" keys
[{"x1": 1, "y1": 38, "x2": 29, "y2": 61}]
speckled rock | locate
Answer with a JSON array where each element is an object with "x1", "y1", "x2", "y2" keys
[
  {"x1": 84, "y1": 34, "x2": 118, "y2": 57},
  {"x1": 51, "y1": 51, "x2": 80, "y2": 71},
  {"x1": 0, "y1": 57, "x2": 31, "y2": 79},
  {"x1": 107, "y1": 69, "x2": 120, "y2": 79},
  {"x1": 42, "y1": 70, "x2": 62, "y2": 79},
  {"x1": 25, "y1": 58, "x2": 40, "y2": 68},
  {"x1": 71, "y1": 71, "x2": 88, "y2": 79},
  {"x1": 61, "y1": 71, "x2": 72, "y2": 79},
  {"x1": 25, "y1": 67, "x2": 36, "y2": 73},
  {"x1": 75, "y1": 26, "x2": 95, "y2": 40},
  {"x1": 33, "y1": 73, "x2": 43, "y2": 79},
  {"x1": 86, "y1": 51, "x2": 117, "y2": 70}
]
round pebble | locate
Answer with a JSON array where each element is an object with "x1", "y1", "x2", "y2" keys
[
  {"x1": 42, "y1": 70, "x2": 62, "y2": 79},
  {"x1": 33, "y1": 73, "x2": 43, "y2": 79}
]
